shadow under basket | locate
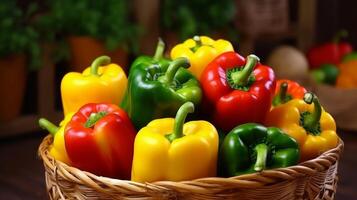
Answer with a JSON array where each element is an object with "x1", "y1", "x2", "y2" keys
[{"x1": 38, "y1": 135, "x2": 344, "y2": 200}]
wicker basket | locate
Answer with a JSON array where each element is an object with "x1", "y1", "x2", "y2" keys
[{"x1": 38, "y1": 135, "x2": 343, "y2": 200}]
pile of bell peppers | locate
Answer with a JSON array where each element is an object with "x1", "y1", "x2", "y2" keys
[
  {"x1": 38, "y1": 35, "x2": 339, "y2": 182},
  {"x1": 308, "y1": 30, "x2": 357, "y2": 88}
]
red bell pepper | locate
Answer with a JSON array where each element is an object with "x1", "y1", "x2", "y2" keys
[
  {"x1": 307, "y1": 30, "x2": 353, "y2": 69},
  {"x1": 200, "y1": 52, "x2": 276, "y2": 131},
  {"x1": 64, "y1": 103, "x2": 136, "y2": 179},
  {"x1": 272, "y1": 79, "x2": 307, "y2": 106}
]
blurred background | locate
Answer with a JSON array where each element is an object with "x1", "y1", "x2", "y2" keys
[{"x1": 0, "y1": 0, "x2": 357, "y2": 199}]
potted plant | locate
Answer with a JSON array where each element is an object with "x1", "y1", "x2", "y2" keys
[
  {"x1": 160, "y1": 0, "x2": 237, "y2": 49},
  {"x1": 37, "y1": 0, "x2": 139, "y2": 72},
  {"x1": 0, "y1": 2, "x2": 40, "y2": 122}
]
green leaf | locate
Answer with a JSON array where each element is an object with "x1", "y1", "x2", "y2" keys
[
  {"x1": 0, "y1": 1, "x2": 42, "y2": 70},
  {"x1": 34, "y1": 0, "x2": 141, "y2": 56},
  {"x1": 160, "y1": 0, "x2": 237, "y2": 39}
]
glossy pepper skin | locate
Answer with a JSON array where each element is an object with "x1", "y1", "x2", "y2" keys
[
  {"x1": 201, "y1": 52, "x2": 276, "y2": 131},
  {"x1": 38, "y1": 113, "x2": 74, "y2": 164},
  {"x1": 336, "y1": 60, "x2": 357, "y2": 88},
  {"x1": 131, "y1": 102, "x2": 218, "y2": 183},
  {"x1": 265, "y1": 92, "x2": 338, "y2": 161},
  {"x1": 219, "y1": 123, "x2": 299, "y2": 177},
  {"x1": 272, "y1": 79, "x2": 307, "y2": 106},
  {"x1": 65, "y1": 103, "x2": 136, "y2": 179},
  {"x1": 307, "y1": 31, "x2": 353, "y2": 69},
  {"x1": 170, "y1": 35, "x2": 234, "y2": 78},
  {"x1": 61, "y1": 56, "x2": 127, "y2": 115},
  {"x1": 121, "y1": 40, "x2": 202, "y2": 130}
]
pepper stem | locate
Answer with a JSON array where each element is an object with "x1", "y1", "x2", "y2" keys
[
  {"x1": 190, "y1": 36, "x2": 202, "y2": 52},
  {"x1": 254, "y1": 143, "x2": 268, "y2": 172},
  {"x1": 193, "y1": 35, "x2": 202, "y2": 46},
  {"x1": 230, "y1": 54, "x2": 260, "y2": 86},
  {"x1": 332, "y1": 30, "x2": 348, "y2": 43},
  {"x1": 278, "y1": 82, "x2": 288, "y2": 102},
  {"x1": 39, "y1": 118, "x2": 59, "y2": 136},
  {"x1": 303, "y1": 92, "x2": 322, "y2": 131},
  {"x1": 165, "y1": 102, "x2": 195, "y2": 142},
  {"x1": 273, "y1": 82, "x2": 292, "y2": 106},
  {"x1": 90, "y1": 56, "x2": 111, "y2": 75},
  {"x1": 84, "y1": 111, "x2": 108, "y2": 128},
  {"x1": 159, "y1": 57, "x2": 190, "y2": 84},
  {"x1": 153, "y1": 38, "x2": 165, "y2": 61}
]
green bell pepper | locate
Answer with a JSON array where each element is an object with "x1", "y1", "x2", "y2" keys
[
  {"x1": 311, "y1": 64, "x2": 339, "y2": 85},
  {"x1": 219, "y1": 123, "x2": 299, "y2": 177},
  {"x1": 342, "y1": 52, "x2": 357, "y2": 63},
  {"x1": 121, "y1": 39, "x2": 202, "y2": 129}
]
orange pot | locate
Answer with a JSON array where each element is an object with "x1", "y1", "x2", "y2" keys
[
  {"x1": 0, "y1": 54, "x2": 26, "y2": 122},
  {"x1": 67, "y1": 36, "x2": 128, "y2": 72}
]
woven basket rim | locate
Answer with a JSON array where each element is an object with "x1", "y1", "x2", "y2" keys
[{"x1": 38, "y1": 135, "x2": 344, "y2": 194}]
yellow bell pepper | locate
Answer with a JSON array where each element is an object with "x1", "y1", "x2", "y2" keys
[
  {"x1": 336, "y1": 60, "x2": 357, "y2": 88},
  {"x1": 131, "y1": 102, "x2": 219, "y2": 183},
  {"x1": 265, "y1": 92, "x2": 338, "y2": 161},
  {"x1": 170, "y1": 36, "x2": 234, "y2": 78},
  {"x1": 61, "y1": 55, "x2": 127, "y2": 115},
  {"x1": 38, "y1": 113, "x2": 74, "y2": 164}
]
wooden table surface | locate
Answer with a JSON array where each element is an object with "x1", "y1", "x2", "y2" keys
[{"x1": 0, "y1": 130, "x2": 356, "y2": 200}]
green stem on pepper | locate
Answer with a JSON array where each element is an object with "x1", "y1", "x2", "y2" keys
[
  {"x1": 159, "y1": 57, "x2": 190, "y2": 84},
  {"x1": 165, "y1": 102, "x2": 194, "y2": 142},
  {"x1": 302, "y1": 92, "x2": 322, "y2": 134},
  {"x1": 153, "y1": 38, "x2": 165, "y2": 61},
  {"x1": 190, "y1": 35, "x2": 202, "y2": 52},
  {"x1": 39, "y1": 118, "x2": 59, "y2": 136},
  {"x1": 84, "y1": 111, "x2": 108, "y2": 128},
  {"x1": 253, "y1": 143, "x2": 268, "y2": 172},
  {"x1": 273, "y1": 82, "x2": 292, "y2": 106},
  {"x1": 90, "y1": 56, "x2": 111, "y2": 76},
  {"x1": 230, "y1": 54, "x2": 260, "y2": 87}
]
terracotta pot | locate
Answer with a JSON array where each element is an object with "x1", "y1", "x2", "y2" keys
[
  {"x1": 67, "y1": 36, "x2": 128, "y2": 72},
  {"x1": 0, "y1": 54, "x2": 26, "y2": 122}
]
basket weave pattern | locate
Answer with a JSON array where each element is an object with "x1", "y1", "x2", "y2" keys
[{"x1": 39, "y1": 135, "x2": 343, "y2": 200}]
